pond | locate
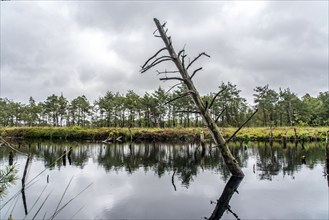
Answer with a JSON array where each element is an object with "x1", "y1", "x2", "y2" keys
[{"x1": 0, "y1": 141, "x2": 328, "y2": 219}]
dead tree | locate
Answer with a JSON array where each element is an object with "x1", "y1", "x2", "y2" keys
[{"x1": 140, "y1": 18, "x2": 256, "y2": 177}]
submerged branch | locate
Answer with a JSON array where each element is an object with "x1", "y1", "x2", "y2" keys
[
  {"x1": 49, "y1": 183, "x2": 93, "y2": 220},
  {"x1": 0, "y1": 137, "x2": 28, "y2": 156}
]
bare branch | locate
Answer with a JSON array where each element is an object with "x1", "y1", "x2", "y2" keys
[
  {"x1": 181, "y1": 54, "x2": 187, "y2": 68},
  {"x1": 141, "y1": 58, "x2": 172, "y2": 73},
  {"x1": 215, "y1": 108, "x2": 227, "y2": 123},
  {"x1": 152, "y1": 21, "x2": 167, "y2": 35},
  {"x1": 168, "y1": 36, "x2": 172, "y2": 47},
  {"x1": 164, "y1": 91, "x2": 195, "y2": 105},
  {"x1": 186, "y1": 52, "x2": 210, "y2": 70},
  {"x1": 225, "y1": 109, "x2": 258, "y2": 144},
  {"x1": 175, "y1": 110, "x2": 201, "y2": 114},
  {"x1": 162, "y1": 21, "x2": 167, "y2": 28},
  {"x1": 177, "y1": 49, "x2": 185, "y2": 58},
  {"x1": 166, "y1": 83, "x2": 182, "y2": 93},
  {"x1": 0, "y1": 137, "x2": 28, "y2": 156},
  {"x1": 141, "y1": 47, "x2": 167, "y2": 69},
  {"x1": 159, "y1": 77, "x2": 185, "y2": 82},
  {"x1": 153, "y1": 29, "x2": 158, "y2": 35},
  {"x1": 208, "y1": 86, "x2": 227, "y2": 110},
  {"x1": 204, "y1": 101, "x2": 209, "y2": 111},
  {"x1": 190, "y1": 67, "x2": 202, "y2": 79},
  {"x1": 156, "y1": 70, "x2": 180, "y2": 75},
  {"x1": 149, "y1": 56, "x2": 172, "y2": 67},
  {"x1": 142, "y1": 55, "x2": 173, "y2": 73}
]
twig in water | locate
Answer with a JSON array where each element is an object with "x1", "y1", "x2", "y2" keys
[
  {"x1": 0, "y1": 137, "x2": 28, "y2": 156},
  {"x1": 54, "y1": 176, "x2": 74, "y2": 214},
  {"x1": 24, "y1": 184, "x2": 48, "y2": 220},
  {"x1": 49, "y1": 183, "x2": 93, "y2": 220},
  {"x1": 32, "y1": 192, "x2": 52, "y2": 220},
  {"x1": 69, "y1": 204, "x2": 86, "y2": 219}
]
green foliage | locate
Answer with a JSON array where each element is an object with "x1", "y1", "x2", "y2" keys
[
  {"x1": 0, "y1": 164, "x2": 18, "y2": 198},
  {"x1": 253, "y1": 84, "x2": 278, "y2": 126},
  {"x1": 72, "y1": 125, "x2": 82, "y2": 130}
]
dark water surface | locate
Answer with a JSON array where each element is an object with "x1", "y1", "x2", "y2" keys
[{"x1": 0, "y1": 141, "x2": 328, "y2": 219}]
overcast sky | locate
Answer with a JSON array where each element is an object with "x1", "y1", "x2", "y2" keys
[{"x1": 1, "y1": 1, "x2": 328, "y2": 104}]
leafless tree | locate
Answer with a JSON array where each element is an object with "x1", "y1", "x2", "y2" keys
[{"x1": 140, "y1": 18, "x2": 259, "y2": 177}]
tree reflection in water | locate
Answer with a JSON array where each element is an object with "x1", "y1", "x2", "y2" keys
[
  {"x1": 97, "y1": 142, "x2": 231, "y2": 187},
  {"x1": 0, "y1": 141, "x2": 326, "y2": 187},
  {"x1": 208, "y1": 176, "x2": 243, "y2": 220}
]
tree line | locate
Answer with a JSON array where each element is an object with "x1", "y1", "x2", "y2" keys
[{"x1": 0, "y1": 82, "x2": 328, "y2": 127}]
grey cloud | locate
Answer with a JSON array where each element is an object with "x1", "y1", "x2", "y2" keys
[{"x1": 0, "y1": 1, "x2": 327, "y2": 104}]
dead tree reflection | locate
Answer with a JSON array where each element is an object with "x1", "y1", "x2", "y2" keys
[
  {"x1": 325, "y1": 131, "x2": 329, "y2": 186},
  {"x1": 21, "y1": 154, "x2": 32, "y2": 215},
  {"x1": 8, "y1": 151, "x2": 14, "y2": 166},
  {"x1": 207, "y1": 176, "x2": 243, "y2": 220},
  {"x1": 171, "y1": 169, "x2": 177, "y2": 191},
  {"x1": 62, "y1": 150, "x2": 67, "y2": 166},
  {"x1": 68, "y1": 147, "x2": 72, "y2": 165}
]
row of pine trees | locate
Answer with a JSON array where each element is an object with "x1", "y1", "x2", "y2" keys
[{"x1": 1, "y1": 82, "x2": 328, "y2": 127}]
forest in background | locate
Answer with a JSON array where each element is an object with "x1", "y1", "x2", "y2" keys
[{"x1": 0, "y1": 82, "x2": 328, "y2": 128}]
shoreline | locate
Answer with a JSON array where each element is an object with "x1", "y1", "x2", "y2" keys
[{"x1": 1, "y1": 126, "x2": 328, "y2": 142}]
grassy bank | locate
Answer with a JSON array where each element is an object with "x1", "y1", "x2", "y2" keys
[{"x1": 0, "y1": 126, "x2": 328, "y2": 142}]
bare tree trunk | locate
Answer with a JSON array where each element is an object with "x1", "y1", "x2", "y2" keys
[{"x1": 150, "y1": 18, "x2": 244, "y2": 177}]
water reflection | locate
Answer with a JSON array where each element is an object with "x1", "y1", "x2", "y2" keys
[
  {"x1": 0, "y1": 141, "x2": 326, "y2": 185},
  {"x1": 0, "y1": 141, "x2": 327, "y2": 219},
  {"x1": 21, "y1": 155, "x2": 31, "y2": 215},
  {"x1": 8, "y1": 151, "x2": 14, "y2": 166},
  {"x1": 208, "y1": 176, "x2": 243, "y2": 220}
]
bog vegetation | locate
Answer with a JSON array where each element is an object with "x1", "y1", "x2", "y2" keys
[{"x1": 0, "y1": 84, "x2": 328, "y2": 128}]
